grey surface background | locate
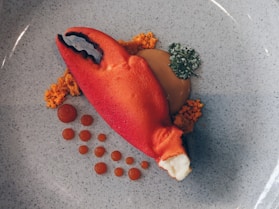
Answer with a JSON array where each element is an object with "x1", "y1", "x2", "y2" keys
[{"x1": 1, "y1": 0, "x2": 279, "y2": 208}]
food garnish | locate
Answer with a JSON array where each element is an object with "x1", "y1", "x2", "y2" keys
[
  {"x1": 111, "y1": 150, "x2": 122, "y2": 161},
  {"x1": 79, "y1": 145, "x2": 89, "y2": 154},
  {"x1": 118, "y1": 32, "x2": 158, "y2": 54},
  {"x1": 44, "y1": 69, "x2": 80, "y2": 108},
  {"x1": 97, "y1": 133, "x2": 107, "y2": 142},
  {"x1": 114, "y1": 167, "x2": 124, "y2": 177},
  {"x1": 62, "y1": 128, "x2": 75, "y2": 140},
  {"x1": 57, "y1": 103, "x2": 77, "y2": 123},
  {"x1": 80, "y1": 114, "x2": 94, "y2": 126},
  {"x1": 125, "y1": 157, "x2": 135, "y2": 165},
  {"x1": 94, "y1": 146, "x2": 106, "y2": 158},
  {"x1": 128, "y1": 168, "x2": 141, "y2": 180},
  {"x1": 94, "y1": 162, "x2": 107, "y2": 175},
  {"x1": 140, "y1": 161, "x2": 150, "y2": 169},
  {"x1": 168, "y1": 43, "x2": 201, "y2": 79},
  {"x1": 79, "y1": 130, "x2": 92, "y2": 141},
  {"x1": 55, "y1": 103, "x2": 150, "y2": 181},
  {"x1": 173, "y1": 99, "x2": 204, "y2": 134}
]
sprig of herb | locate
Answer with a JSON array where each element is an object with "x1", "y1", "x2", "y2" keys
[{"x1": 168, "y1": 43, "x2": 201, "y2": 80}]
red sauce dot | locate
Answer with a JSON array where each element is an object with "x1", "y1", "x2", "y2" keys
[
  {"x1": 79, "y1": 130, "x2": 91, "y2": 141},
  {"x1": 94, "y1": 146, "x2": 106, "y2": 157},
  {"x1": 125, "y1": 157, "x2": 134, "y2": 165},
  {"x1": 97, "y1": 133, "x2": 107, "y2": 142},
  {"x1": 94, "y1": 162, "x2": 107, "y2": 174},
  {"x1": 140, "y1": 161, "x2": 150, "y2": 169},
  {"x1": 62, "y1": 128, "x2": 75, "y2": 140},
  {"x1": 80, "y1": 114, "x2": 94, "y2": 126},
  {"x1": 111, "y1": 150, "x2": 122, "y2": 161},
  {"x1": 114, "y1": 167, "x2": 124, "y2": 177},
  {"x1": 79, "y1": 145, "x2": 89, "y2": 154},
  {"x1": 128, "y1": 168, "x2": 141, "y2": 180},
  {"x1": 57, "y1": 104, "x2": 77, "y2": 123}
]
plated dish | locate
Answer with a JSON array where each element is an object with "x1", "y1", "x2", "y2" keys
[{"x1": 1, "y1": 0, "x2": 279, "y2": 208}]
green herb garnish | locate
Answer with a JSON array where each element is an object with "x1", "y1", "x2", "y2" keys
[{"x1": 168, "y1": 43, "x2": 201, "y2": 80}]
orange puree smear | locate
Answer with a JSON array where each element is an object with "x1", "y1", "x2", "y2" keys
[{"x1": 137, "y1": 49, "x2": 191, "y2": 114}]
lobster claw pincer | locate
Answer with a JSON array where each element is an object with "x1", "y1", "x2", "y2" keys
[
  {"x1": 56, "y1": 27, "x2": 191, "y2": 181},
  {"x1": 56, "y1": 27, "x2": 130, "y2": 71}
]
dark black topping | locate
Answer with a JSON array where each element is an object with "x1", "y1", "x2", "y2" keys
[
  {"x1": 57, "y1": 33, "x2": 103, "y2": 64},
  {"x1": 65, "y1": 31, "x2": 102, "y2": 52}
]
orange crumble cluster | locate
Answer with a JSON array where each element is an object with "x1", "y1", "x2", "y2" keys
[
  {"x1": 173, "y1": 99, "x2": 204, "y2": 134},
  {"x1": 44, "y1": 69, "x2": 80, "y2": 108},
  {"x1": 118, "y1": 32, "x2": 158, "y2": 55}
]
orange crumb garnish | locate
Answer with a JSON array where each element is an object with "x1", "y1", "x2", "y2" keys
[
  {"x1": 44, "y1": 69, "x2": 80, "y2": 108},
  {"x1": 133, "y1": 32, "x2": 158, "y2": 49},
  {"x1": 118, "y1": 32, "x2": 158, "y2": 55},
  {"x1": 173, "y1": 99, "x2": 204, "y2": 134}
]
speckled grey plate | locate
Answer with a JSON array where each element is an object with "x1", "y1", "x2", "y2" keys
[{"x1": 1, "y1": 0, "x2": 279, "y2": 208}]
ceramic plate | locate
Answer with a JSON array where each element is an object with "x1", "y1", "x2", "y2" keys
[{"x1": 1, "y1": 0, "x2": 279, "y2": 208}]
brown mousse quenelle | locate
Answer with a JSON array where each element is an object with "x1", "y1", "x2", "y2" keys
[{"x1": 137, "y1": 49, "x2": 191, "y2": 114}]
